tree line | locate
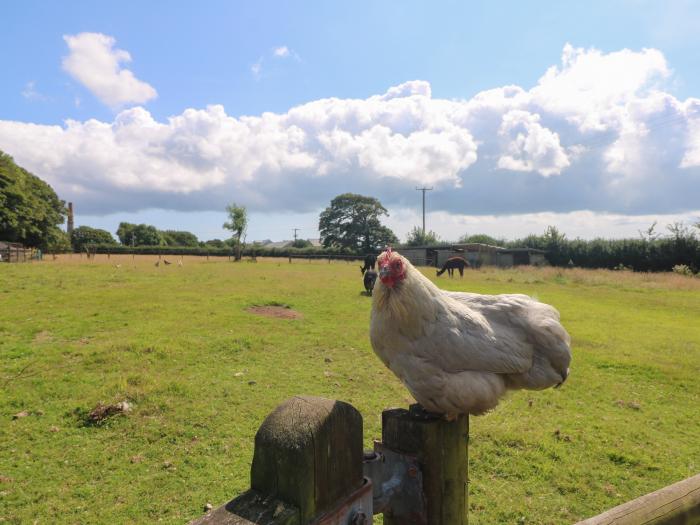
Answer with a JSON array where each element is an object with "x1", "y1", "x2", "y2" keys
[{"x1": 2, "y1": 149, "x2": 698, "y2": 271}]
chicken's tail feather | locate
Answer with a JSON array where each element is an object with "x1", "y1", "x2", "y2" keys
[{"x1": 553, "y1": 367, "x2": 570, "y2": 388}]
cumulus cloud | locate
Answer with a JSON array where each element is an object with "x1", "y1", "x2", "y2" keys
[
  {"x1": 1, "y1": 44, "x2": 700, "y2": 218},
  {"x1": 496, "y1": 110, "x2": 570, "y2": 176},
  {"x1": 680, "y1": 103, "x2": 700, "y2": 168},
  {"x1": 62, "y1": 32, "x2": 157, "y2": 108},
  {"x1": 530, "y1": 44, "x2": 670, "y2": 132}
]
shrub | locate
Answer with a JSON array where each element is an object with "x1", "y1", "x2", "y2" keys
[{"x1": 672, "y1": 264, "x2": 695, "y2": 277}]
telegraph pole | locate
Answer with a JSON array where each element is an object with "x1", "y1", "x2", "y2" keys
[
  {"x1": 415, "y1": 187, "x2": 433, "y2": 236},
  {"x1": 292, "y1": 228, "x2": 300, "y2": 243}
]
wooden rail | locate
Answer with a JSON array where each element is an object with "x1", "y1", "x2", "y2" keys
[{"x1": 574, "y1": 473, "x2": 700, "y2": 525}]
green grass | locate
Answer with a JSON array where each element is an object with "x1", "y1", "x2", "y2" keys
[{"x1": 1, "y1": 256, "x2": 699, "y2": 524}]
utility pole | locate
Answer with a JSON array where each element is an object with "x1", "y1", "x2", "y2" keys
[
  {"x1": 415, "y1": 187, "x2": 433, "y2": 236},
  {"x1": 292, "y1": 228, "x2": 300, "y2": 243}
]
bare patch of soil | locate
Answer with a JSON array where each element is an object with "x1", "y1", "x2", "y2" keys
[
  {"x1": 32, "y1": 330, "x2": 52, "y2": 344},
  {"x1": 246, "y1": 305, "x2": 303, "y2": 319}
]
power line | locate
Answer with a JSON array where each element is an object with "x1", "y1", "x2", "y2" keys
[{"x1": 415, "y1": 187, "x2": 433, "y2": 236}]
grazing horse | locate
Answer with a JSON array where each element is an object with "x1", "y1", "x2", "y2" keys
[
  {"x1": 363, "y1": 269, "x2": 378, "y2": 295},
  {"x1": 360, "y1": 253, "x2": 377, "y2": 275},
  {"x1": 436, "y1": 256, "x2": 470, "y2": 278}
]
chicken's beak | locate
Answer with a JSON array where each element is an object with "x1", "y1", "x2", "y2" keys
[{"x1": 379, "y1": 265, "x2": 393, "y2": 285}]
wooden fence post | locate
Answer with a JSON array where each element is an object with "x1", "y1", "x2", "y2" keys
[
  {"x1": 192, "y1": 396, "x2": 368, "y2": 525},
  {"x1": 381, "y1": 405, "x2": 468, "y2": 525}
]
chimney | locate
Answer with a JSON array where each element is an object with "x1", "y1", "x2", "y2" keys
[{"x1": 67, "y1": 202, "x2": 74, "y2": 235}]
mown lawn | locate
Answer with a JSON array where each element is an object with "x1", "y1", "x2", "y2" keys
[{"x1": 1, "y1": 255, "x2": 699, "y2": 524}]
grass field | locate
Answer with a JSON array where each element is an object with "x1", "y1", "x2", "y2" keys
[{"x1": 1, "y1": 255, "x2": 699, "y2": 524}]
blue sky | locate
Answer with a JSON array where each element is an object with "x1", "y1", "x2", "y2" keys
[{"x1": 2, "y1": 1, "x2": 700, "y2": 242}]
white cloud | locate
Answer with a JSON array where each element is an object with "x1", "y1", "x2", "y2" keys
[
  {"x1": 496, "y1": 110, "x2": 570, "y2": 176},
  {"x1": 273, "y1": 45, "x2": 300, "y2": 61},
  {"x1": 251, "y1": 58, "x2": 263, "y2": 79},
  {"x1": 530, "y1": 43, "x2": 671, "y2": 132},
  {"x1": 21, "y1": 81, "x2": 47, "y2": 101},
  {"x1": 680, "y1": 102, "x2": 700, "y2": 167},
  {"x1": 1, "y1": 45, "x2": 700, "y2": 223},
  {"x1": 253, "y1": 45, "x2": 300, "y2": 79},
  {"x1": 62, "y1": 32, "x2": 157, "y2": 108},
  {"x1": 273, "y1": 46, "x2": 290, "y2": 58}
]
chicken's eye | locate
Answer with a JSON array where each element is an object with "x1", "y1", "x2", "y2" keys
[{"x1": 393, "y1": 261, "x2": 401, "y2": 269}]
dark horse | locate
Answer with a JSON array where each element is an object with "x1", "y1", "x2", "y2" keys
[
  {"x1": 436, "y1": 256, "x2": 470, "y2": 278},
  {"x1": 360, "y1": 253, "x2": 377, "y2": 275},
  {"x1": 363, "y1": 269, "x2": 378, "y2": 295}
]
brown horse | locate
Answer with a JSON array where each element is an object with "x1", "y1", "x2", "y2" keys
[{"x1": 436, "y1": 256, "x2": 470, "y2": 277}]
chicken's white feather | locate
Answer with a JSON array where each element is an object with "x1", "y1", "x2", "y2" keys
[{"x1": 370, "y1": 250, "x2": 571, "y2": 416}]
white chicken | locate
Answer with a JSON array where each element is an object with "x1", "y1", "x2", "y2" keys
[{"x1": 370, "y1": 248, "x2": 571, "y2": 417}]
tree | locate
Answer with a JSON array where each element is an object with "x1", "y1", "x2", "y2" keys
[
  {"x1": 638, "y1": 221, "x2": 660, "y2": 242},
  {"x1": 223, "y1": 203, "x2": 248, "y2": 261},
  {"x1": 319, "y1": 193, "x2": 398, "y2": 253},
  {"x1": 405, "y1": 226, "x2": 441, "y2": 246},
  {"x1": 0, "y1": 150, "x2": 66, "y2": 249},
  {"x1": 458, "y1": 233, "x2": 504, "y2": 246},
  {"x1": 46, "y1": 230, "x2": 72, "y2": 253},
  {"x1": 542, "y1": 225, "x2": 568, "y2": 266},
  {"x1": 202, "y1": 239, "x2": 225, "y2": 248},
  {"x1": 71, "y1": 226, "x2": 117, "y2": 252},
  {"x1": 116, "y1": 222, "x2": 164, "y2": 246},
  {"x1": 291, "y1": 239, "x2": 312, "y2": 248},
  {"x1": 666, "y1": 221, "x2": 696, "y2": 241},
  {"x1": 161, "y1": 230, "x2": 199, "y2": 247}
]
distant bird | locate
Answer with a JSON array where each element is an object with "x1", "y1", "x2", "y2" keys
[
  {"x1": 155, "y1": 261, "x2": 160, "y2": 267},
  {"x1": 114, "y1": 264, "x2": 121, "y2": 269},
  {"x1": 163, "y1": 259, "x2": 172, "y2": 265},
  {"x1": 436, "y1": 256, "x2": 470, "y2": 278},
  {"x1": 370, "y1": 248, "x2": 571, "y2": 417},
  {"x1": 177, "y1": 258, "x2": 183, "y2": 267},
  {"x1": 363, "y1": 269, "x2": 378, "y2": 296}
]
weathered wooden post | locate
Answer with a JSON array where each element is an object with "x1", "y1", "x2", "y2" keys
[
  {"x1": 192, "y1": 396, "x2": 370, "y2": 525},
  {"x1": 191, "y1": 398, "x2": 471, "y2": 524},
  {"x1": 380, "y1": 405, "x2": 468, "y2": 525}
]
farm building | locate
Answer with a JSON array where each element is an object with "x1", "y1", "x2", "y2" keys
[
  {"x1": 0, "y1": 241, "x2": 35, "y2": 263},
  {"x1": 399, "y1": 243, "x2": 547, "y2": 268}
]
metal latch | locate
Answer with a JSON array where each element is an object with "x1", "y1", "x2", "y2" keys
[{"x1": 363, "y1": 441, "x2": 427, "y2": 524}]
